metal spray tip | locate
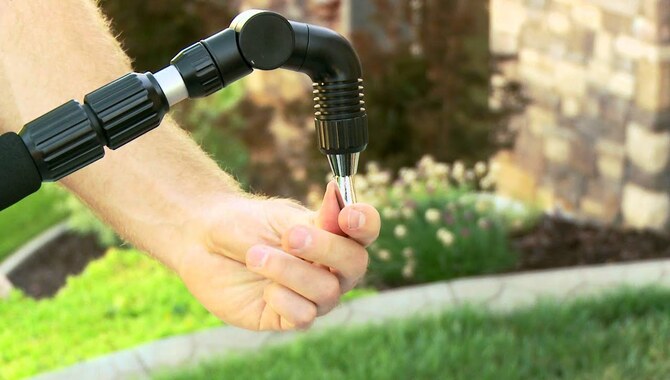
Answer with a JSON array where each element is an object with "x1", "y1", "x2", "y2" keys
[{"x1": 327, "y1": 153, "x2": 360, "y2": 208}]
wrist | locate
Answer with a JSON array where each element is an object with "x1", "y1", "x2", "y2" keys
[{"x1": 131, "y1": 184, "x2": 248, "y2": 272}]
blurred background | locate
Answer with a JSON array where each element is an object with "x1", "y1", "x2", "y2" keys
[{"x1": 4, "y1": 0, "x2": 670, "y2": 379}]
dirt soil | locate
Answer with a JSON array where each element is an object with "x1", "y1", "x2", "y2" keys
[
  {"x1": 513, "y1": 215, "x2": 670, "y2": 271},
  {"x1": 7, "y1": 232, "x2": 106, "y2": 299}
]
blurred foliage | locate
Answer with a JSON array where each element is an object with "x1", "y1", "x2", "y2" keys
[
  {"x1": 99, "y1": 0, "x2": 236, "y2": 71},
  {"x1": 180, "y1": 83, "x2": 250, "y2": 185},
  {"x1": 357, "y1": 156, "x2": 538, "y2": 287},
  {"x1": 0, "y1": 185, "x2": 69, "y2": 262},
  {"x1": 353, "y1": 0, "x2": 524, "y2": 171}
]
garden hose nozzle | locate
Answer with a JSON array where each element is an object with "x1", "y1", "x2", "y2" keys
[{"x1": 0, "y1": 9, "x2": 368, "y2": 211}]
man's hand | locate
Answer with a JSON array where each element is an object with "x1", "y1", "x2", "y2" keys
[{"x1": 178, "y1": 182, "x2": 380, "y2": 330}]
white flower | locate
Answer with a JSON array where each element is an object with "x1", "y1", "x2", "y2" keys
[
  {"x1": 394, "y1": 224, "x2": 408, "y2": 239},
  {"x1": 402, "y1": 261, "x2": 415, "y2": 279},
  {"x1": 431, "y1": 163, "x2": 449, "y2": 179},
  {"x1": 382, "y1": 207, "x2": 400, "y2": 220},
  {"x1": 491, "y1": 74, "x2": 506, "y2": 88},
  {"x1": 452, "y1": 161, "x2": 465, "y2": 181},
  {"x1": 402, "y1": 247, "x2": 414, "y2": 258},
  {"x1": 368, "y1": 171, "x2": 391, "y2": 186},
  {"x1": 436, "y1": 228, "x2": 455, "y2": 246},
  {"x1": 376, "y1": 249, "x2": 391, "y2": 261},
  {"x1": 400, "y1": 168, "x2": 418, "y2": 184},
  {"x1": 418, "y1": 155, "x2": 436, "y2": 170},
  {"x1": 401, "y1": 207, "x2": 415, "y2": 219},
  {"x1": 489, "y1": 97, "x2": 502, "y2": 110},
  {"x1": 479, "y1": 175, "x2": 495, "y2": 190},
  {"x1": 356, "y1": 175, "x2": 369, "y2": 191},
  {"x1": 425, "y1": 208, "x2": 441, "y2": 224},
  {"x1": 474, "y1": 161, "x2": 487, "y2": 176},
  {"x1": 367, "y1": 161, "x2": 381, "y2": 174}
]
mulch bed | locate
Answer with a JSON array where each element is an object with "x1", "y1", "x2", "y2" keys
[
  {"x1": 7, "y1": 232, "x2": 106, "y2": 299},
  {"x1": 8, "y1": 214, "x2": 670, "y2": 299},
  {"x1": 512, "y1": 215, "x2": 670, "y2": 271}
]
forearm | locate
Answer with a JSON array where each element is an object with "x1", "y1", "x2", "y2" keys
[{"x1": 0, "y1": 0, "x2": 242, "y2": 268}]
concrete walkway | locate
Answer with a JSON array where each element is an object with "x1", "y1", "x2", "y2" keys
[{"x1": 31, "y1": 259, "x2": 670, "y2": 380}]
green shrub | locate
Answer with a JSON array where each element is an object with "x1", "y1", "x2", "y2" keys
[
  {"x1": 182, "y1": 82, "x2": 250, "y2": 184},
  {"x1": 359, "y1": 156, "x2": 537, "y2": 287},
  {"x1": 351, "y1": 0, "x2": 523, "y2": 172}
]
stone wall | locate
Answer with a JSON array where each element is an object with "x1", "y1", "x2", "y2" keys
[{"x1": 491, "y1": 0, "x2": 670, "y2": 230}]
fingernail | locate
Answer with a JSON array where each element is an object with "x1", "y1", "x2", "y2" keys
[
  {"x1": 248, "y1": 247, "x2": 269, "y2": 268},
  {"x1": 348, "y1": 209, "x2": 366, "y2": 230},
  {"x1": 289, "y1": 227, "x2": 312, "y2": 250}
]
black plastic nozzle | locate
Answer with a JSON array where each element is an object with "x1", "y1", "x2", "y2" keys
[
  {"x1": 17, "y1": 72, "x2": 169, "y2": 183},
  {"x1": 170, "y1": 10, "x2": 368, "y2": 157},
  {"x1": 84, "y1": 73, "x2": 169, "y2": 149},
  {"x1": 1, "y1": 9, "x2": 368, "y2": 211},
  {"x1": 20, "y1": 100, "x2": 104, "y2": 181}
]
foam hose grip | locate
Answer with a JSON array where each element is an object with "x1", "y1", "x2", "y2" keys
[{"x1": 0, "y1": 132, "x2": 42, "y2": 211}]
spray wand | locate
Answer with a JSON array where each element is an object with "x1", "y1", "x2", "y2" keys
[{"x1": 0, "y1": 9, "x2": 368, "y2": 211}]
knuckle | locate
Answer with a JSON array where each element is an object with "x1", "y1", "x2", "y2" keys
[
  {"x1": 355, "y1": 248, "x2": 370, "y2": 272},
  {"x1": 294, "y1": 305, "x2": 317, "y2": 329},
  {"x1": 321, "y1": 276, "x2": 342, "y2": 304}
]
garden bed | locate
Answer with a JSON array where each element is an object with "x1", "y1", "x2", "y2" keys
[
  {"x1": 7, "y1": 231, "x2": 106, "y2": 299},
  {"x1": 12, "y1": 213, "x2": 670, "y2": 298},
  {"x1": 513, "y1": 215, "x2": 670, "y2": 271}
]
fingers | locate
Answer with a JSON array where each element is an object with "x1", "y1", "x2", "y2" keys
[
  {"x1": 337, "y1": 203, "x2": 381, "y2": 247},
  {"x1": 281, "y1": 225, "x2": 369, "y2": 292},
  {"x1": 263, "y1": 283, "x2": 317, "y2": 330},
  {"x1": 315, "y1": 181, "x2": 346, "y2": 236},
  {"x1": 246, "y1": 245, "x2": 341, "y2": 315}
]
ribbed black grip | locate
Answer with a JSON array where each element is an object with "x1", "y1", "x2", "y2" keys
[
  {"x1": 0, "y1": 133, "x2": 42, "y2": 211},
  {"x1": 20, "y1": 101, "x2": 104, "y2": 181},
  {"x1": 84, "y1": 73, "x2": 168, "y2": 149},
  {"x1": 171, "y1": 43, "x2": 223, "y2": 98},
  {"x1": 313, "y1": 80, "x2": 368, "y2": 154}
]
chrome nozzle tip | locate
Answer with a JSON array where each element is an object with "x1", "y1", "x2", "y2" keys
[
  {"x1": 327, "y1": 153, "x2": 360, "y2": 208},
  {"x1": 334, "y1": 175, "x2": 357, "y2": 208},
  {"x1": 327, "y1": 153, "x2": 360, "y2": 178}
]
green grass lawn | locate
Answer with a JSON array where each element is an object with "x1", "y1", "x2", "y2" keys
[
  {"x1": 0, "y1": 249, "x2": 222, "y2": 380},
  {"x1": 158, "y1": 286, "x2": 670, "y2": 380},
  {"x1": 0, "y1": 248, "x2": 373, "y2": 380},
  {"x1": 0, "y1": 185, "x2": 69, "y2": 262}
]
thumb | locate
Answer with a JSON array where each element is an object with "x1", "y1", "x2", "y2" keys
[{"x1": 315, "y1": 181, "x2": 346, "y2": 236}]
